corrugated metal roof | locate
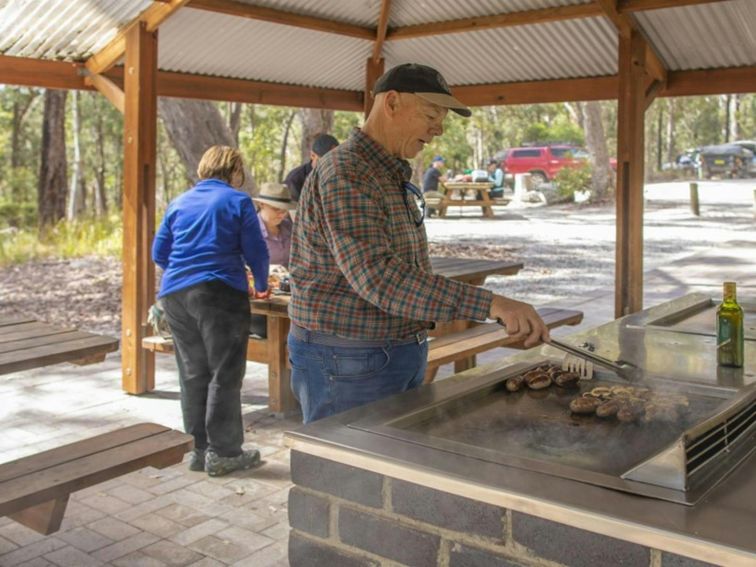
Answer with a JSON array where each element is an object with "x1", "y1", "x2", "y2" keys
[
  {"x1": 388, "y1": 0, "x2": 593, "y2": 27},
  {"x1": 0, "y1": 0, "x2": 754, "y2": 93},
  {"x1": 159, "y1": 8, "x2": 372, "y2": 90},
  {"x1": 0, "y1": 0, "x2": 150, "y2": 60},
  {"x1": 384, "y1": 16, "x2": 617, "y2": 84},
  {"x1": 635, "y1": 0, "x2": 756, "y2": 71}
]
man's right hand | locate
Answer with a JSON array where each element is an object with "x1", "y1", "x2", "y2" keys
[{"x1": 489, "y1": 294, "x2": 549, "y2": 347}]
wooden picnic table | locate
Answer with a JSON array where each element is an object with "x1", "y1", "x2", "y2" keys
[
  {"x1": 435, "y1": 181, "x2": 497, "y2": 218},
  {"x1": 250, "y1": 257, "x2": 524, "y2": 414},
  {"x1": 0, "y1": 317, "x2": 119, "y2": 375}
]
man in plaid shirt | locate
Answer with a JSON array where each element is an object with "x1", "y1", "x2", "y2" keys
[{"x1": 288, "y1": 63, "x2": 549, "y2": 423}]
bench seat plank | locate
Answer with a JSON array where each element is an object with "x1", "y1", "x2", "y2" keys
[
  {"x1": 143, "y1": 335, "x2": 268, "y2": 364},
  {"x1": 0, "y1": 423, "x2": 193, "y2": 534},
  {"x1": 0, "y1": 316, "x2": 37, "y2": 327},
  {"x1": 0, "y1": 334, "x2": 118, "y2": 374},
  {"x1": 0, "y1": 331, "x2": 99, "y2": 355}
]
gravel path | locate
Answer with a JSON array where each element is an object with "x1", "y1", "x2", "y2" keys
[{"x1": 2, "y1": 180, "x2": 753, "y2": 336}]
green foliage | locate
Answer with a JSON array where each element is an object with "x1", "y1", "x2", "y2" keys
[
  {"x1": 522, "y1": 114, "x2": 584, "y2": 146},
  {"x1": 0, "y1": 213, "x2": 122, "y2": 266},
  {"x1": 554, "y1": 164, "x2": 592, "y2": 200},
  {"x1": 333, "y1": 111, "x2": 361, "y2": 142},
  {"x1": 0, "y1": 200, "x2": 36, "y2": 228},
  {"x1": 239, "y1": 105, "x2": 300, "y2": 184}
]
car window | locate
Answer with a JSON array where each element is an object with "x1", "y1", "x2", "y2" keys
[
  {"x1": 550, "y1": 148, "x2": 576, "y2": 158},
  {"x1": 512, "y1": 149, "x2": 541, "y2": 158}
]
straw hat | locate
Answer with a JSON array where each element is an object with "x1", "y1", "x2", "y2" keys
[{"x1": 252, "y1": 182, "x2": 296, "y2": 211}]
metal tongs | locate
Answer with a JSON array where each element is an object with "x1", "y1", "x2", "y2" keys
[{"x1": 548, "y1": 337, "x2": 642, "y2": 382}]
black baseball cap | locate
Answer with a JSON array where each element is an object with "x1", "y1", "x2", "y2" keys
[
  {"x1": 372, "y1": 63, "x2": 471, "y2": 117},
  {"x1": 311, "y1": 134, "x2": 339, "y2": 157}
]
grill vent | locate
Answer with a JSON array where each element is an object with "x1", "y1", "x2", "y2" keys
[{"x1": 686, "y1": 399, "x2": 756, "y2": 477}]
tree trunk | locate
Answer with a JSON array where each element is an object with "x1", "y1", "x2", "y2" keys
[
  {"x1": 92, "y1": 95, "x2": 108, "y2": 216},
  {"x1": 67, "y1": 90, "x2": 84, "y2": 220},
  {"x1": 228, "y1": 102, "x2": 243, "y2": 146},
  {"x1": 723, "y1": 94, "x2": 731, "y2": 142},
  {"x1": 158, "y1": 98, "x2": 256, "y2": 194},
  {"x1": 279, "y1": 110, "x2": 297, "y2": 182},
  {"x1": 10, "y1": 89, "x2": 39, "y2": 199},
  {"x1": 666, "y1": 98, "x2": 677, "y2": 165},
  {"x1": 37, "y1": 89, "x2": 68, "y2": 227},
  {"x1": 656, "y1": 104, "x2": 664, "y2": 172},
  {"x1": 300, "y1": 108, "x2": 334, "y2": 162},
  {"x1": 582, "y1": 101, "x2": 613, "y2": 199},
  {"x1": 730, "y1": 94, "x2": 740, "y2": 140}
]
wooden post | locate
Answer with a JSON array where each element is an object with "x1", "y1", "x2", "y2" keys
[
  {"x1": 122, "y1": 22, "x2": 157, "y2": 394},
  {"x1": 364, "y1": 57, "x2": 384, "y2": 118},
  {"x1": 689, "y1": 182, "x2": 700, "y2": 216},
  {"x1": 615, "y1": 30, "x2": 647, "y2": 319}
]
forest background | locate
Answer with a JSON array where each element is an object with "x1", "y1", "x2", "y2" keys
[{"x1": 0, "y1": 88, "x2": 754, "y2": 266}]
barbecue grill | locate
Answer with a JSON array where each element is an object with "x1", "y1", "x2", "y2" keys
[{"x1": 348, "y1": 360, "x2": 754, "y2": 505}]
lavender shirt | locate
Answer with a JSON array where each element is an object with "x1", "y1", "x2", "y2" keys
[{"x1": 257, "y1": 212, "x2": 292, "y2": 267}]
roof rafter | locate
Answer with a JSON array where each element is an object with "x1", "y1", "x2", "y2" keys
[
  {"x1": 371, "y1": 0, "x2": 392, "y2": 63},
  {"x1": 387, "y1": 3, "x2": 603, "y2": 40},
  {"x1": 619, "y1": 0, "x2": 730, "y2": 12},
  {"x1": 188, "y1": 0, "x2": 374, "y2": 40},
  {"x1": 86, "y1": 0, "x2": 190, "y2": 75},
  {"x1": 596, "y1": 0, "x2": 667, "y2": 83}
]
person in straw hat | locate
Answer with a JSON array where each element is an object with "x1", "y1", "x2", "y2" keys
[
  {"x1": 252, "y1": 182, "x2": 296, "y2": 268},
  {"x1": 287, "y1": 63, "x2": 549, "y2": 423},
  {"x1": 249, "y1": 182, "x2": 296, "y2": 338}
]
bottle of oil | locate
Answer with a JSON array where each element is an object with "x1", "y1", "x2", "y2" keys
[{"x1": 716, "y1": 282, "x2": 744, "y2": 367}]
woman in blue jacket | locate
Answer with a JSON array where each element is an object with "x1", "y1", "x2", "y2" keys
[{"x1": 152, "y1": 146, "x2": 270, "y2": 477}]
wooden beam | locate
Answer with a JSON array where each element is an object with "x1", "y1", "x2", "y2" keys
[
  {"x1": 387, "y1": 3, "x2": 602, "y2": 40},
  {"x1": 619, "y1": 0, "x2": 729, "y2": 12},
  {"x1": 189, "y1": 0, "x2": 374, "y2": 40},
  {"x1": 1, "y1": 56, "x2": 752, "y2": 112},
  {"x1": 372, "y1": 0, "x2": 392, "y2": 63},
  {"x1": 364, "y1": 57, "x2": 384, "y2": 117},
  {"x1": 615, "y1": 29, "x2": 647, "y2": 318},
  {"x1": 84, "y1": 74, "x2": 125, "y2": 113},
  {"x1": 122, "y1": 22, "x2": 158, "y2": 394},
  {"x1": 453, "y1": 75, "x2": 619, "y2": 106},
  {"x1": 663, "y1": 66, "x2": 756, "y2": 97},
  {"x1": 0, "y1": 56, "x2": 88, "y2": 90},
  {"x1": 86, "y1": 0, "x2": 189, "y2": 76},
  {"x1": 596, "y1": 0, "x2": 666, "y2": 83}
]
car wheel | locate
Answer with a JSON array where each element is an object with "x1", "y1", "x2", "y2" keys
[{"x1": 529, "y1": 171, "x2": 548, "y2": 187}]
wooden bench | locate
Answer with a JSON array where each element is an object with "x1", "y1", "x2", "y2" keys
[
  {"x1": 0, "y1": 423, "x2": 193, "y2": 534},
  {"x1": 0, "y1": 317, "x2": 119, "y2": 375},
  {"x1": 424, "y1": 307, "x2": 584, "y2": 383},
  {"x1": 143, "y1": 335, "x2": 269, "y2": 364}
]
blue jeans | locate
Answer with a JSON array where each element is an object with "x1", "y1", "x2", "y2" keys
[{"x1": 288, "y1": 334, "x2": 428, "y2": 423}]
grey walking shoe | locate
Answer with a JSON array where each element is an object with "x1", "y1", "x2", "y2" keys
[
  {"x1": 205, "y1": 449, "x2": 261, "y2": 477},
  {"x1": 188, "y1": 449, "x2": 206, "y2": 472}
]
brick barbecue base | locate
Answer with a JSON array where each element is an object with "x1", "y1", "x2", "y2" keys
[{"x1": 288, "y1": 450, "x2": 718, "y2": 567}]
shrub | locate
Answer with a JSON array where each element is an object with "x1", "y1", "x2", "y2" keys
[{"x1": 554, "y1": 164, "x2": 592, "y2": 201}]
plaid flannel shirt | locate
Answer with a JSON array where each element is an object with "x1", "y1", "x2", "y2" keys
[{"x1": 288, "y1": 128, "x2": 493, "y2": 340}]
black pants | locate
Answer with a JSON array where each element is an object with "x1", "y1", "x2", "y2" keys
[{"x1": 161, "y1": 280, "x2": 251, "y2": 457}]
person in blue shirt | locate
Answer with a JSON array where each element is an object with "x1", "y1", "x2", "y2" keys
[
  {"x1": 152, "y1": 145, "x2": 270, "y2": 477},
  {"x1": 487, "y1": 158, "x2": 506, "y2": 198}
]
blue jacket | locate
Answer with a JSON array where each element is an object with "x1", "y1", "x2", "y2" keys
[{"x1": 152, "y1": 178, "x2": 270, "y2": 298}]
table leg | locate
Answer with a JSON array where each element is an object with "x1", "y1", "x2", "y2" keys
[
  {"x1": 266, "y1": 316, "x2": 299, "y2": 417},
  {"x1": 481, "y1": 191, "x2": 494, "y2": 218}
]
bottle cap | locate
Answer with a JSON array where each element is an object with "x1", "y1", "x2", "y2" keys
[{"x1": 723, "y1": 281, "x2": 736, "y2": 295}]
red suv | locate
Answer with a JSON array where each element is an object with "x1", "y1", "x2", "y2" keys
[{"x1": 500, "y1": 145, "x2": 586, "y2": 186}]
